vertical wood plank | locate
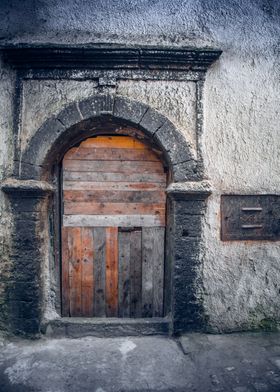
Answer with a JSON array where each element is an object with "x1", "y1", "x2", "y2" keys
[
  {"x1": 118, "y1": 231, "x2": 131, "y2": 317},
  {"x1": 61, "y1": 227, "x2": 70, "y2": 316},
  {"x1": 81, "y1": 227, "x2": 94, "y2": 316},
  {"x1": 141, "y1": 228, "x2": 154, "y2": 318},
  {"x1": 93, "y1": 227, "x2": 106, "y2": 317},
  {"x1": 152, "y1": 227, "x2": 165, "y2": 317},
  {"x1": 105, "y1": 227, "x2": 118, "y2": 317},
  {"x1": 130, "y1": 229, "x2": 142, "y2": 318},
  {"x1": 69, "y1": 227, "x2": 82, "y2": 317}
]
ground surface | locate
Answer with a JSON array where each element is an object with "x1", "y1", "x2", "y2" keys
[{"x1": 1, "y1": 332, "x2": 280, "y2": 392}]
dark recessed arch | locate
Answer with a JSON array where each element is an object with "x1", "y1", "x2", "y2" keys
[{"x1": 19, "y1": 94, "x2": 199, "y2": 183}]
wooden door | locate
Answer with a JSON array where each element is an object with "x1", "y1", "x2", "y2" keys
[{"x1": 61, "y1": 135, "x2": 167, "y2": 318}]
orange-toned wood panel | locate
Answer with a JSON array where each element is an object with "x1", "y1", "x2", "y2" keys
[{"x1": 105, "y1": 227, "x2": 119, "y2": 317}]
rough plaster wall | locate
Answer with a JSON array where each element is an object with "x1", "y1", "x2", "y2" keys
[
  {"x1": 0, "y1": 0, "x2": 280, "y2": 331},
  {"x1": 117, "y1": 81, "x2": 197, "y2": 151},
  {"x1": 21, "y1": 80, "x2": 98, "y2": 152},
  {"x1": 202, "y1": 50, "x2": 280, "y2": 331}
]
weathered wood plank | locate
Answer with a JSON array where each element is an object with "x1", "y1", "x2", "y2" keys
[
  {"x1": 130, "y1": 229, "x2": 142, "y2": 318},
  {"x1": 69, "y1": 227, "x2": 82, "y2": 317},
  {"x1": 152, "y1": 227, "x2": 165, "y2": 317},
  {"x1": 141, "y1": 228, "x2": 154, "y2": 318},
  {"x1": 63, "y1": 190, "x2": 166, "y2": 203},
  {"x1": 93, "y1": 228, "x2": 106, "y2": 317},
  {"x1": 64, "y1": 147, "x2": 160, "y2": 162},
  {"x1": 118, "y1": 231, "x2": 131, "y2": 318},
  {"x1": 81, "y1": 227, "x2": 94, "y2": 316},
  {"x1": 64, "y1": 202, "x2": 165, "y2": 216},
  {"x1": 63, "y1": 159, "x2": 164, "y2": 174},
  {"x1": 81, "y1": 136, "x2": 147, "y2": 149},
  {"x1": 61, "y1": 227, "x2": 70, "y2": 316},
  {"x1": 63, "y1": 214, "x2": 165, "y2": 227},
  {"x1": 63, "y1": 181, "x2": 166, "y2": 191},
  {"x1": 105, "y1": 227, "x2": 119, "y2": 317},
  {"x1": 63, "y1": 171, "x2": 166, "y2": 183}
]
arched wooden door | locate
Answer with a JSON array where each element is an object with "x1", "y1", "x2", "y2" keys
[{"x1": 61, "y1": 135, "x2": 167, "y2": 318}]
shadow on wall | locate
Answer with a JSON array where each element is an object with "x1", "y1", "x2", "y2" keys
[{"x1": 0, "y1": 0, "x2": 47, "y2": 39}]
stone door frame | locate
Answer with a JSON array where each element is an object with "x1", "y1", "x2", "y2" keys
[
  {"x1": 1, "y1": 46, "x2": 221, "y2": 336},
  {"x1": 2, "y1": 94, "x2": 212, "y2": 336}
]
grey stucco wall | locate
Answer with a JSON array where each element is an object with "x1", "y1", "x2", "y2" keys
[{"x1": 0, "y1": 0, "x2": 280, "y2": 332}]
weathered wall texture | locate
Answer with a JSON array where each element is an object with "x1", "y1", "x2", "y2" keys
[
  {"x1": 0, "y1": 55, "x2": 15, "y2": 332},
  {"x1": 0, "y1": 0, "x2": 280, "y2": 333}
]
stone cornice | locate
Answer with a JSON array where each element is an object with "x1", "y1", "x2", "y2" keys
[{"x1": 1, "y1": 44, "x2": 222, "y2": 72}]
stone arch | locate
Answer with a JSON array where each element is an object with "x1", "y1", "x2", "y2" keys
[{"x1": 19, "y1": 94, "x2": 199, "y2": 183}]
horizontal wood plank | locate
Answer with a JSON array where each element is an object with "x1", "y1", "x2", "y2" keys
[
  {"x1": 64, "y1": 202, "x2": 165, "y2": 216},
  {"x1": 63, "y1": 159, "x2": 164, "y2": 174},
  {"x1": 63, "y1": 190, "x2": 166, "y2": 203},
  {"x1": 63, "y1": 214, "x2": 165, "y2": 227},
  {"x1": 64, "y1": 147, "x2": 161, "y2": 162},
  {"x1": 63, "y1": 171, "x2": 166, "y2": 183},
  {"x1": 63, "y1": 181, "x2": 166, "y2": 191}
]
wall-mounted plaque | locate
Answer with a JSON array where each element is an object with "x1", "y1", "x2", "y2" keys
[{"x1": 221, "y1": 195, "x2": 280, "y2": 241}]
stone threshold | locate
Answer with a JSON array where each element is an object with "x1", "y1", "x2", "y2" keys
[{"x1": 41, "y1": 317, "x2": 171, "y2": 338}]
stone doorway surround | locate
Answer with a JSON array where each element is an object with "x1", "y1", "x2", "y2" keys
[{"x1": 0, "y1": 46, "x2": 221, "y2": 336}]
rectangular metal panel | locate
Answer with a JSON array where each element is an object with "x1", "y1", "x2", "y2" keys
[{"x1": 221, "y1": 195, "x2": 280, "y2": 241}]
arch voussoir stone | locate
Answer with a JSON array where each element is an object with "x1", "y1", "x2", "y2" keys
[
  {"x1": 139, "y1": 106, "x2": 166, "y2": 135},
  {"x1": 113, "y1": 95, "x2": 149, "y2": 125},
  {"x1": 78, "y1": 94, "x2": 114, "y2": 119},
  {"x1": 56, "y1": 101, "x2": 83, "y2": 129}
]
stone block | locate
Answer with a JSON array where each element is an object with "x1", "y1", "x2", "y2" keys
[
  {"x1": 114, "y1": 96, "x2": 148, "y2": 124},
  {"x1": 154, "y1": 120, "x2": 192, "y2": 164},
  {"x1": 9, "y1": 300, "x2": 39, "y2": 319},
  {"x1": 8, "y1": 282, "x2": 40, "y2": 302},
  {"x1": 57, "y1": 102, "x2": 83, "y2": 129},
  {"x1": 173, "y1": 160, "x2": 200, "y2": 182},
  {"x1": 11, "y1": 318, "x2": 40, "y2": 335},
  {"x1": 174, "y1": 200, "x2": 206, "y2": 215},
  {"x1": 139, "y1": 107, "x2": 166, "y2": 135},
  {"x1": 79, "y1": 95, "x2": 114, "y2": 118}
]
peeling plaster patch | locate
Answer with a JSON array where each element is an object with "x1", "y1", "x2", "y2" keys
[
  {"x1": 118, "y1": 80, "x2": 197, "y2": 150},
  {"x1": 21, "y1": 80, "x2": 98, "y2": 152}
]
